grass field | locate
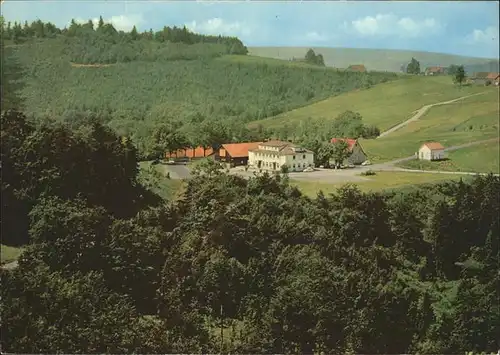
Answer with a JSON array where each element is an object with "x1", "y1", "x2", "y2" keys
[
  {"x1": 1, "y1": 245, "x2": 23, "y2": 265},
  {"x1": 361, "y1": 89, "x2": 500, "y2": 162},
  {"x1": 138, "y1": 162, "x2": 184, "y2": 201},
  {"x1": 398, "y1": 140, "x2": 500, "y2": 173},
  {"x1": 248, "y1": 47, "x2": 498, "y2": 72},
  {"x1": 291, "y1": 171, "x2": 464, "y2": 197},
  {"x1": 250, "y1": 76, "x2": 489, "y2": 132}
]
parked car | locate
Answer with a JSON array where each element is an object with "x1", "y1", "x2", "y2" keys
[
  {"x1": 361, "y1": 160, "x2": 372, "y2": 166},
  {"x1": 303, "y1": 166, "x2": 314, "y2": 172}
]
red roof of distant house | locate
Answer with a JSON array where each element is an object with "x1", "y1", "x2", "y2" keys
[
  {"x1": 165, "y1": 146, "x2": 214, "y2": 159},
  {"x1": 220, "y1": 142, "x2": 263, "y2": 158},
  {"x1": 331, "y1": 138, "x2": 358, "y2": 151},
  {"x1": 486, "y1": 72, "x2": 500, "y2": 80},
  {"x1": 348, "y1": 64, "x2": 366, "y2": 72},
  {"x1": 427, "y1": 66, "x2": 445, "y2": 73},
  {"x1": 421, "y1": 142, "x2": 445, "y2": 150},
  {"x1": 473, "y1": 72, "x2": 490, "y2": 79}
]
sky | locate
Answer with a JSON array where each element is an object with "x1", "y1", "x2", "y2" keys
[{"x1": 2, "y1": 1, "x2": 499, "y2": 58}]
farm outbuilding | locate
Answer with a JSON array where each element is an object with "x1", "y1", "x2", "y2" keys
[{"x1": 417, "y1": 142, "x2": 445, "y2": 161}]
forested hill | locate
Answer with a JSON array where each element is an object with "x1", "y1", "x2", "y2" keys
[
  {"x1": 1, "y1": 16, "x2": 399, "y2": 159},
  {"x1": 1, "y1": 16, "x2": 248, "y2": 63}
]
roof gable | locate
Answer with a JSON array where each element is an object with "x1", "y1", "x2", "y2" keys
[
  {"x1": 486, "y1": 72, "x2": 500, "y2": 80},
  {"x1": 420, "y1": 142, "x2": 444, "y2": 151},
  {"x1": 348, "y1": 64, "x2": 366, "y2": 72},
  {"x1": 221, "y1": 142, "x2": 263, "y2": 158},
  {"x1": 250, "y1": 140, "x2": 313, "y2": 155},
  {"x1": 331, "y1": 138, "x2": 358, "y2": 151}
]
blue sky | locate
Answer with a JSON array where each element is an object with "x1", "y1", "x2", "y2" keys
[{"x1": 2, "y1": 1, "x2": 499, "y2": 58}]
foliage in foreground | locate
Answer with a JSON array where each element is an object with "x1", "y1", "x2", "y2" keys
[{"x1": 1, "y1": 113, "x2": 499, "y2": 353}]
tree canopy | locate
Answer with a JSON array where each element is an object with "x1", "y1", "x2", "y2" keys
[
  {"x1": 407, "y1": 57, "x2": 421, "y2": 75},
  {"x1": 304, "y1": 48, "x2": 326, "y2": 66},
  {"x1": 2, "y1": 118, "x2": 499, "y2": 353}
]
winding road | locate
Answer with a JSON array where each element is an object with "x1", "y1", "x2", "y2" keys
[{"x1": 377, "y1": 92, "x2": 487, "y2": 138}]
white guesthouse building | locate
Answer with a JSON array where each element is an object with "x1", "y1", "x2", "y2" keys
[
  {"x1": 248, "y1": 140, "x2": 314, "y2": 172},
  {"x1": 417, "y1": 142, "x2": 446, "y2": 161}
]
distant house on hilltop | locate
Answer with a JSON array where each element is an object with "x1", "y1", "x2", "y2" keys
[
  {"x1": 487, "y1": 72, "x2": 500, "y2": 85},
  {"x1": 425, "y1": 66, "x2": 447, "y2": 76},
  {"x1": 469, "y1": 72, "x2": 499, "y2": 85},
  {"x1": 330, "y1": 138, "x2": 367, "y2": 165},
  {"x1": 347, "y1": 64, "x2": 366, "y2": 72},
  {"x1": 417, "y1": 142, "x2": 445, "y2": 161}
]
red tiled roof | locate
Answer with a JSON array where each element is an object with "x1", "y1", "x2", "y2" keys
[
  {"x1": 331, "y1": 138, "x2": 358, "y2": 151},
  {"x1": 486, "y1": 72, "x2": 500, "y2": 80},
  {"x1": 421, "y1": 142, "x2": 445, "y2": 150},
  {"x1": 220, "y1": 142, "x2": 263, "y2": 158},
  {"x1": 348, "y1": 64, "x2": 366, "y2": 72},
  {"x1": 426, "y1": 66, "x2": 445, "y2": 73},
  {"x1": 165, "y1": 146, "x2": 214, "y2": 159}
]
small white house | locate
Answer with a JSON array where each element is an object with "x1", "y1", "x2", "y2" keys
[
  {"x1": 418, "y1": 142, "x2": 445, "y2": 161},
  {"x1": 248, "y1": 140, "x2": 314, "y2": 172}
]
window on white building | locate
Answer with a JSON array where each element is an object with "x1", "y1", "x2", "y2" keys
[
  {"x1": 302, "y1": 154, "x2": 306, "y2": 159},
  {"x1": 293, "y1": 155, "x2": 296, "y2": 160}
]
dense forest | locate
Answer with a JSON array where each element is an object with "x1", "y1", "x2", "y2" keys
[
  {"x1": 2, "y1": 109, "x2": 499, "y2": 354},
  {"x1": 1, "y1": 16, "x2": 399, "y2": 158},
  {"x1": 1, "y1": 17, "x2": 499, "y2": 353}
]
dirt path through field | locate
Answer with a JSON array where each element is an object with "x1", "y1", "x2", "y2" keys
[{"x1": 377, "y1": 92, "x2": 488, "y2": 138}]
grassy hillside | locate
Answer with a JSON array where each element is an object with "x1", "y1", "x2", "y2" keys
[
  {"x1": 13, "y1": 39, "x2": 398, "y2": 156},
  {"x1": 138, "y1": 161, "x2": 184, "y2": 200},
  {"x1": 249, "y1": 46, "x2": 498, "y2": 72},
  {"x1": 361, "y1": 89, "x2": 499, "y2": 162},
  {"x1": 398, "y1": 140, "x2": 499, "y2": 173},
  {"x1": 1, "y1": 245, "x2": 23, "y2": 264},
  {"x1": 250, "y1": 76, "x2": 488, "y2": 133}
]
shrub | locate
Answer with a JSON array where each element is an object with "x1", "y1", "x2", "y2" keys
[
  {"x1": 280, "y1": 164, "x2": 289, "y2": 174},
  {"x1": 361, "y1": 169, "x2": 376, "y2": 176}
]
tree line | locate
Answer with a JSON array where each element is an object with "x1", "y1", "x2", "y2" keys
[
  {"x1": 1, "y1": 110, "x2": 498, "y2": 353},
  {"x1": 0, "y1": 15, "x2": 247, "y2": 56}
]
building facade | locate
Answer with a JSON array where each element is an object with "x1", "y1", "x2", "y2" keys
[
  {"x1": 418, "y1": 142, "x2": 445, "y2": 161},
  {"x1": 248, "y1": 140, "x2": 314, "y2": 172}
]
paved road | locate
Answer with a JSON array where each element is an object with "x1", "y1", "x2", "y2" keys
[{"x1": 377, "y1": 92, "x2": 487, "y2": 139}]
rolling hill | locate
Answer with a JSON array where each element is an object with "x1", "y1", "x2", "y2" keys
[
  {"x1": 361, "y1": 89, "x2": 500, "y2": 163},
  {"x1": 249, "y1": 76, "x2": 489, "y2": 132},
  {"x1": 248, "y1": 47, "x2": 498, "y2": 73}
]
